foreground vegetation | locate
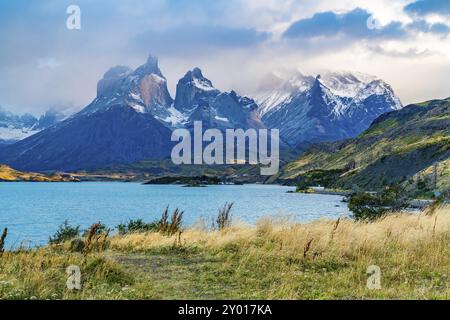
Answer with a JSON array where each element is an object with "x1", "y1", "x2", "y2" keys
[{"x1": 0, "y1": 205, "x2": 449, "y2": 300}]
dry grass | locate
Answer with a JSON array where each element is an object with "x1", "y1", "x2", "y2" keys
[
  {"x1": 215, "y1": 202, "x2": 234, "y2": 231},
  {"x1": 111, "y1": 205, "x2": 450, "y2": 254},
  {"x1": 109, "y1": 205, "x2": 450, "y2": 299},
  {"x1": 83, "y1": 223, "x2": 110, "y2": 256},
  {"x1": 159, "y1": 207, "x2": 184, "y2": 236},
  {"x1": 1, "y1": 205, "x2": 449, "y2": 299}
]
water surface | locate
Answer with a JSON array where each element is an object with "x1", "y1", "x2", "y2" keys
[{"x1": 0, "y1": 182, "x2": 350, "y2": 247}]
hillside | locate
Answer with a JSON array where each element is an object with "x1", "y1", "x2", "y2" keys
[
  {"x1": 0, "y1": 164, "x2": 78, "y2": 182},
  {"x1": 276, "y1": 98, "x2": 450, "y2": 194}
]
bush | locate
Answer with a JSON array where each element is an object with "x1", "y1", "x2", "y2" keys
[
  {"x1": 49, "y1": 221, "x2": 80, "y2": 244},
  {"x1": 83, "y1": 222, "x2": 110, "y2": 256},
  {"x1": 82, "y1": 222, "x2": 108, "y2": 237},
  {"x1": 295, "y1": 169, "x2": 343, "y2": 191},
  {"x1": 349, "y1": 185, "x2": 408, "y2": 222},
  {"x1": 0, "y1": 227, "x2": 7, "y2": 253},
  {"x1": 116, "y1": 219, "x2": 158, "y2": 235},
  {"x1": 116, "y1": 207, "x2": 184, "y2": 236},
  {"x1": 65, "y1": 238, "x2": 85, "y2": 253}
]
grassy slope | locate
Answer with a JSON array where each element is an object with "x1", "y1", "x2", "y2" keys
[
  {"x1": 278, "y1": 98, "x2": 450, "y2": 191},
  {"x1": 0, "y1": 165, "x2": 78, "y2": 182},
  {"x1": 1, "y1": 205, "x2": 449, "y2": 299}
]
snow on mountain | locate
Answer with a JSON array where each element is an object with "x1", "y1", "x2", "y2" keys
[
  {"x1": 174, "y1": 67, "x2": 220, "y2": 113},
  {"x1": 255, "y1": 70, "x2": 403, "y2": 146},
  {"x1": 0, "y1": 107, "x2": 64, "y2": 144},
  {"x1": 0, "y1": 54, "x2": 404, "y2": 171},
  {"x1": 0, "y1": 56, "x2": 263, "y2": 171},
  {"x1": 175, "y1": 68, "x2": 265, "y2": 130},
  {"x1": 82, "y1": 55, "x2": 173, "y2": 120},
  {"x1": 256, "y1": 72, "x2": 315, "y2": 117}
]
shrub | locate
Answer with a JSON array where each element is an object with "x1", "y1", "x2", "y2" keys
[
  {"x1": 295, "y1": 169, "x2": 343, "y2": 191},
  {"x1": 83, "y1": 222, "x2": 110, "y2": 256},
  {"x1": 82, "y1": 222, "x2": 108, "y2": 237},
  {"x1": 349, "y1": 185, "x2": 408, "y2": 221},
  {"x1": 49, "y1": 221, "x2": 80, "y2": 244},
  {"x1": 116, "y1": 208, "x2": 184, "y2": 236},
  {"x1": 66, "y1": 238, "x2": 84, "y2": 253},
  {"x1": 116, "y1": 219, "x2": 159, "y2": 235}
]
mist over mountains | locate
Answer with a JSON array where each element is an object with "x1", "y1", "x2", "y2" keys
[
  {"x1": 0, "y1": 55, "x2": 403, "y2": 172},
  {"x1": 0, "y1": 107, "x2": 65, "y2": 145}
]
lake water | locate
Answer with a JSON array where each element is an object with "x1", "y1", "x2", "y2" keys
[{"x1": 0, "y1": 182, "x2": 350, "y2": 247}]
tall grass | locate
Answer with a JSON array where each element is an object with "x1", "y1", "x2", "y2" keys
[
  {"x1": 83, "y1": 223, "x2": 110, "y2": 256},
  {"x1": 215, "y1": 202, "x2": 234, "y2": 231},
  {"x1": 109, "y1": 205, "x2": 450, "y2": 299},
  {"x1": 158, "y1": 207, "x2": 184, "y2": 236},
  {"x1": 0, "y1": 227, "x2": 7, "y2": 254},
  {"x1": 0, "y1": 205, "x2": 449, "y2": 299}
]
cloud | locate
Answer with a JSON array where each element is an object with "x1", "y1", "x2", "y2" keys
[
  {"x1": 366, "y1": 45, "x2": 433, "y2": 58},
  {"x1": 283, "y1": 8, "x2": 406, "y2": 40},
  {"x1": 282, "y1": 7, "x2": 450, "y2": 43},
  {"x1": 37, "y1": 58, "x2": 64, "y2": 69},
  {"x1": 0, "y1": 0, "x2": 450, "y2": 113},
  {"x1": 404, "y1": 0, "x2": 450, "y2": 16},
  {"x1": 134, "y1": 25, "x2": 269, "y2": 55},
  {"x1": 408, "y1": 20, "x2": 450, "y2": 35}
]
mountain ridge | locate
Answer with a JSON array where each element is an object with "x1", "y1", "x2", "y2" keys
[
  {"x1": 276, "y1": 97, "x2": 450, "y2": 195},
  {"x1": 255, "y1": 71, "x2": 403, "y2": 147},
  {"x1": 0, "y1": 107, "x2": 64, "y2": 144},
  {"x1": 0, "y1": 55, "x2": 404, "y2": 172}
]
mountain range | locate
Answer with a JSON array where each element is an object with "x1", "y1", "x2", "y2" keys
[
  {"x1": 0, "y1": 54, "x2": 403, "y2": 172},
  {"x1": 0, "y1": 107, "x2": 64, "y2": 145},
  {"x1": 275, "y1": 98, "x2": 450, "y2": 195},
  {"x1": 255, "y1": 71, "x2": 402, "y2": 148}
]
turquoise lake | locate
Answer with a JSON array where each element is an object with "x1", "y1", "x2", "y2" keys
[{"x1": 0, "y1": 182, "x2": 350, "y2": 247}]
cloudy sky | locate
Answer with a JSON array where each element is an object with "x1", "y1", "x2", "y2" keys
[{"x1": 1, "y1": 0, "x2": 450, "y2": 115}]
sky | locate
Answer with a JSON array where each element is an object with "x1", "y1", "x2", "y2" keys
[{"x1": 0, "y1": 0, "x2": 450, "y2": 115}]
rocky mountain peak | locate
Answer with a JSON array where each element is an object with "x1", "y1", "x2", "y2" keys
[
  {"x1": 97, "y1": 65, "x2": 132, "y2": 97},
  {"x1": 86, "y1": 55, "x2": 173, "y2": 117},
  {"x1": 134, "y1": 54, "x2": 162, "y2": 77},
  {"x1": 174, "y1": 68, "x2": 220, "y2": 112}
]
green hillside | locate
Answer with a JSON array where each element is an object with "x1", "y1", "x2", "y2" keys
[{"x1": 277, "y1": 98, "x2": 450, "y2": 195}]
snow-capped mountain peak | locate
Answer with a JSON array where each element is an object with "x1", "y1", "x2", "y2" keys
[
  {"x1": 255, "y1": 69, "x2": 403, "y2": 146},
  {"x1": 255, "y1": 72, "x2": 315, "y2": 117},
  {"x1": 174, "y1": 68, "x2": 220, "y2": 113},
  {"x1": 0, "y1": 106, "x2": 64, "y2": 144},
  {"x1": 82, "y1": 54, "x2": 173, "y2": 118}
]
